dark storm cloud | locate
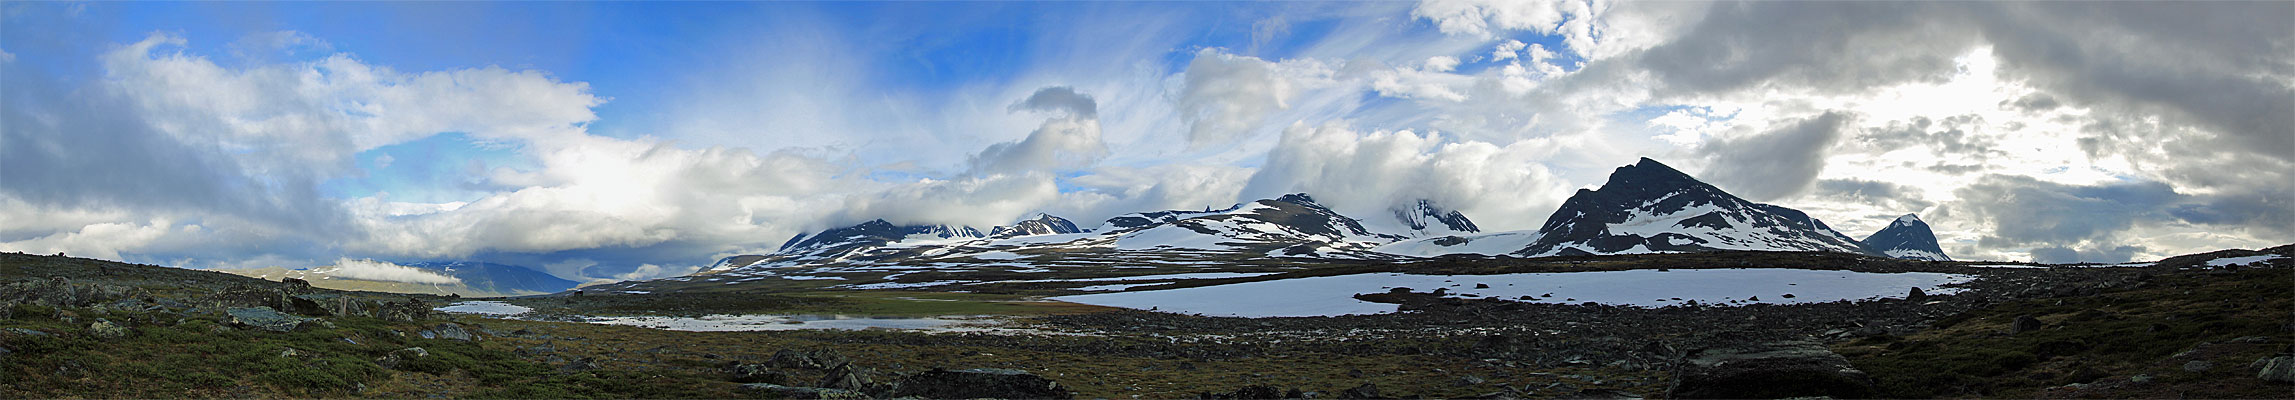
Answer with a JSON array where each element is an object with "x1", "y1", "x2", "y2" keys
[
  {"x1": 1629, "y1": 2, "x2": 1982, "y2": 97},
  {"x1": 1809, "y1": 179, "x2": 1935, "y2": 212},
  {"x1": 1977, "y1": 2, "x2": 2295, "y2": 164},
  {"x1": 2029, "y1": 244, "x2": 2144, "y2": 264},
  {"x1": 1953, "y1": 175, "x2": 2184, "y2": 247},
  {"x1": 1700, "y1": 112, "x2": 1848, "y2": 201},
  {"x1": 1853, "y1": 115, "x2": 2003, "y2": 160}
]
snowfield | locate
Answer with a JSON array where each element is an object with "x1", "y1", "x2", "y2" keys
[
  {"x1": 1050, "y1": 268, "x2": 1975, "y2": 318},
  {"x1": 2205, "y1": 254, "x2": 2286, "y2": 267},
  {"x1": 433, "y1": 301, "x2": 533, "y2": 316},
  {"x1": 582, "y1": 314, "x2": 996, "y2": 332}
]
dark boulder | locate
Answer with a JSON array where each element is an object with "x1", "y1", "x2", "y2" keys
[
  {"x1": 894, "y1": 368, "x2": 1074, "y2": 399},
  {"x1": 816, "y1": 362, "x2": 888, "y2": 394},
  {"x1": 2011, "y1": 315, "x2": 2044, "y2": 334},
  {"x1": 1339, "y1": 383, "x2": 1387, "y2": 399},
  {"x1": 1669, "y1": 340, "x2": 1873, "y2": 399},
  {"x1": 725, "y1": 363, "x2": 794, "y2": 384},
  {"x1": 772, "y1": 348, "x2": 849, "y2": 370}
]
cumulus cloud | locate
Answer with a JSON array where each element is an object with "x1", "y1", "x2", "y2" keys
[
  {"x1": 323, "y1": 258, "x2": 463, "y2": 285},
  {"x1": 1699, "y1": 112, "x2": 1850, "y2": 201},
  {"x1": 1239, "y1": 122, "x2": 1572, "y2": 231},
  {"x1": 969, "y1": 87, "x2": 1107, "y2": 175},
  {"x1": 1175, "y1": 49, "x2": 1336, "y2": 148},
  {"x1": 1413, "y1": 0, "x2": 1601, "y2": 55},
  {"x1": 830, "y1": 174, "x2": 1062, "y2": 230}
]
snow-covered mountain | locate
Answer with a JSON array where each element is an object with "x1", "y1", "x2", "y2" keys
[
  {"x1": 704, "y1": 194, "x2": 1406, "y2": 274},
  {"x1": 1384, "y1": 199, "x2": 1480, "y2": 237},
  {"x1": 1514, "y1": 158, "x2": 1874, "y2": 256},
  {"x1": 1864, "y1": 214, "x2": 1951, "y2": 261},
  {"x1": 1108, "y1": 194, "x2": 1403, "y2": 257},
  {"x1": 699, "y1": 158, "x2": 1901, "y2": 276},
  {"x1": 1513, "y1": 158, "x2": 1874, "y2": 256},
  {"x1": 990, "y1": 214, "x2": 1086, "y2": 238}
]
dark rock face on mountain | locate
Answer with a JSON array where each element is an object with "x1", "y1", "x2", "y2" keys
[
  {"x1": 1864, "y1": 214, "x2": 1951, "y2": 261},
  {"x1": 1101, "y1": 206, "x2": 1239, "y2": 231},
  {"x1": 905, "y1": 224, "x2": 986, "y2": 240},
  {"x1": 1516, "y1": 158, "x2": 1873, "y2": 257},
  {"x1": 401, "y1": 261, "x2": 581, "y2": 295},
  {"x1": 989, "y1": 214, "x2": 1085, "y2": 238},
  {"x1": 779, "y1": 220, "x2": 907, "y2": 255},
  {"x1": 1394, "y1": 199, "x2": 1480, "y2": 234}
]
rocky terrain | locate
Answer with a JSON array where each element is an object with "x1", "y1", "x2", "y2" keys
[{"x1": 5, "y1": 244, "x2": 2292, "y2": 398}]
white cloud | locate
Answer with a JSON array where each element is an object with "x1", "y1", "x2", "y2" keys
[
  {"x1": 969, "y1": 87, "x2": 1108, "y2": 175},
  {"x1": 322, "y1": 258, "x2": 463, "y2": 285},
  {"x1": 1412, "y1": 0, "x2": 1602, "y2": 56},
  {"x1": 1174, "y1": 49, "x2": 1338, "y2": 148},
  {"x1": 1240, "y1": 122, "x2": 1573, "y2": 232}
]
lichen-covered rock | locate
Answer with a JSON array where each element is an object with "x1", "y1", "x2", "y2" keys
[
  {"x1": 376, "y1": 347, "x2": 429, "y2": 370},
  {"x1": 226, "y1": 307, "x2": 315, "y2": 332},
  {"x1": 88, "y1": 319, "x2": 130, "y2": 339},
  {"x1": 770, "y1": 348, "x2": 848, "y2": 370},
  {"x1": 736, "y1": 384, "x2": 869, "y2": 399},
  {"x1": 1669, "y1": 340, "x2": 1873, "y2": 399},
  {"x1": 893, "y1": 368, "x2": 1074, "y2": 399},
  {"x1": 418, "y1": 323, "x2": 479, "y2": 341},
  {"x1": 2260, "y1": 356, "x2": 2295, "y2": 384}
]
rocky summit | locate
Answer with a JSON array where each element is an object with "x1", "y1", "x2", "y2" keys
[
  {"x1": 1515, "y1": 158, "x2": 1874, "y2": 257},
  {"x1": 1865, "y1": 214, "x2": 1952, "y2": 261}
]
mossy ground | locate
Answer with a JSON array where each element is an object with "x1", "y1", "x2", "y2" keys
[
  {"x1": 0, "y1": 305, "x2": 768, "y2": 399},
  {"x1": 1837, "y1": 268, "x2": 2293, "y2": 398}
]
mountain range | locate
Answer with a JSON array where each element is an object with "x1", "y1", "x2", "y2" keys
[
  {"x1": 702, "y1": 157, "x2": 1949, "y2": 275},
  {"x1": 230, "y1": 260, "x2": 580, "y2": 297}
]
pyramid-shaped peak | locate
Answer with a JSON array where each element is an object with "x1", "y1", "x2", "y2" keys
[
  {"x1": 1895, "y1": 213, "x2": 1924, "y2": 225},
  {"x1": 1605, "y1": 158, "x2": 1698, "y2": 187}
]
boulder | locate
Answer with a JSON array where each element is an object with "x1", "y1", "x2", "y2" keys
[
  {"x1": 1201, "y1": 385, "x2": 1288, "y2": 399},
  {"x1": 893, "y1": 368, "x2": 1074, "y2": 399},
  {"x1": 2010, "y1": 315, "x2": 2044, "y2": 335},
  {"x1": 376, "y1": 347, "x2": 429, "y2": 370},
  {"x1": 1907, "y1": 287, "x2": 1928, "y2": 302},
  {"x1": 419, "y1": 323, "x2": 479, "y2": 342},
  {"x1": 725, "y1": 363, "x2": 793, "y2": 384},
  {"x1": 2260, "y1": 356, "x2": 2295, "y2": 384},
  {"x1": 1669, "y1": 340, "x2": 1873, "y2": 399},
  {"x1": 226, "y1": 307, "x2": 315, "y2": 332},
  {"x1": 1339, "y1": 383, "x2": 1386, "y2": 399},
  {"x1": 88, "y1": 319, "x2": 130, "y2": 340},
  {"x1": 736, "y1": 384, "x2": 869, "y2": 399},
  {"x1": 771, "y1": 348, "x2": 849, "y2": 370},
  {"x1": 816, "y1": 362, "x2": 889, "y2": 395}
]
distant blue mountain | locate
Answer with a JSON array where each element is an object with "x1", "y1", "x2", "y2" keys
[{"x1": 400, "y1": 261, "x2": 581, "y2": 294}]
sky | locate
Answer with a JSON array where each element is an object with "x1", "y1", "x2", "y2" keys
[{"x1": 3, "y1": 1, "x2": 2290, "y2": 282}]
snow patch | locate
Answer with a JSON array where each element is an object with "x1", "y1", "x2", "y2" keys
[
  {"x1": 1051, "y1": 268, "x2": 1974, "y2": 318},
  {"x1": 433, "y1": 301, "x2": 532, "y2": 316}
]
